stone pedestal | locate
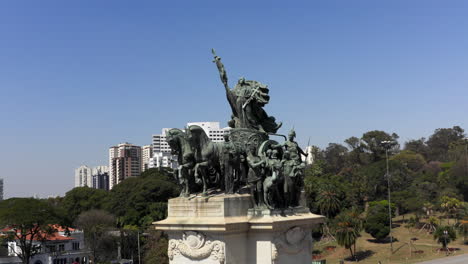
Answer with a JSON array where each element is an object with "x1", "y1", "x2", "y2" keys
[{"x1": 154, "y1": 194, "x2": 324, "y2": 264}]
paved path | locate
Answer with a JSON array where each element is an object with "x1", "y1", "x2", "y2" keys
[{"x1": 417, "y1": 253, "x2": 468, "y2": 264}]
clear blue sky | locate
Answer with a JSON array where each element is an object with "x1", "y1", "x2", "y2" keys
[{"x1": 1, "y1": 1, "x2": 467, "y2": 198}]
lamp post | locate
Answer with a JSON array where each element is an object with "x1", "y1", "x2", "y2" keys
[
  {"x1": 443, "y1": 230, "x2": 448, "y2": 255},
  {"x1": 381, "y1": 140, "x2": 394, "y2": 253}
]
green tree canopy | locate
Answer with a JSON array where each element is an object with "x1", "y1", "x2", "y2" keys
[
  {"x1": 75, "y1": 209, "x2": 117, "y2": 263},
  {"x1": 433, "y1": 226, "x2": 457, "y2": 249},
  {"x1": 61, "y1": 187, "x2": 109, "y2": 225},
  {"x1": 0, "y1": 198, "x2": 61, "y2": 264},
  {"x1": 426, "y1": 126, "x2": 465, "y2": 162},
  {"x1": 364, "y1": 200, "x2": 395, "y2": 241},
  {"x1": 361, "y1": 130, "x2": 399, "y2": 162},
  {"x1": 105, "y1": 168, "x2": 179, "y2": 227}
]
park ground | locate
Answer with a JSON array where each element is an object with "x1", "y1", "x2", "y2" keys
[{"x1": 313, "y1": 214, "x2": 468, "y2": 264}]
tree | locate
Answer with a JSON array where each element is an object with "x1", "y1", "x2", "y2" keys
[
  {"x1": 391, "y1": 150, "x2": 426, "y2": 172},
  {"x1": 426, "y1": 126, "x2": 465, "y2": 162},
  {"x1": 0, "y1": 198, "x2": 60, "y2": 264},
  {"x1": 61, "y1": 187, "x2": 109, "y2": 225},
  {"x1": 439, "y1": 196, "x2": 462, "y2": 225},
  {"x1": 404, "y1": 138, "x2": 429, "y2": 159},
  {"x1": 143, "y1": 230, "x2": 169, "y2": 264},
  {"x1": 334, "y1": 209, "x2": 363, "y2": 260},
  {"x1": 364, "y1": 200, "x2": 395, "y2": 241},
  {"x1": 361, "y1": 130, "x2": 399, "y2": 162},
  {"x1": 316, "y1": 184, "x2": 342, "y2": 218},
  {"x1": 106, "y1": 168, "x2": 179, "y2": 227},
  {"x1": 345, "y1": 136, "x2": 368, "y2": 165},
  {"x1": 323, "y1": 143, "x2": 349, "y2": 174},
  {"x1": 75, "y1": 210, "x2": 117, "y2": 263},
  {"x1": 433, "y1": 226, "x2": 457, "y2": 250}
]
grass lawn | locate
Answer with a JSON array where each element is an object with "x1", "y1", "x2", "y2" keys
[{"x1": 313, "y1": 215, "x2": 468, "y2": 263}]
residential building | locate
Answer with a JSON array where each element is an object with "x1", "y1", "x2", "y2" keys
[
  {"x1": 92, "y1": 173, "x2": 109, "y2": 191},
  {"x1": 74, "y1": 166, "x2": 92, "y2": 188},
  {"x1": 92, "y1": 166, "x2": 109, "y2": 190},
  {"x1": 150, "y1": 122, "x2": 230, "y2": 169},
  {"x1": 109, "y1": 143, "x2": 142, "y2": 189},
  {"x1": 149, "y1": 152, "x2": 177, "y2": 169},
  {"x1": 303, "y1": 146, "x2": 315, "y2": 165},
  {"x1": 92, "y1": 166, "x2": 108, "y2": 175},
  {"x1": 186, "y1": 121, "x2": 229, "y2": 142},
  {"x1": 141, "y1": 145, "x2": 153, "y2": 172},
  {"x1": 3, "y1": 226, "x2": 89, "y2": 264}
]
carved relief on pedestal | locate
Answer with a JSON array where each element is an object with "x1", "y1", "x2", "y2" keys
[
  {"x1": 271, "y1": 226, "x2": 311, "y2": 263},
  {"x1": 168, "y1": 231, "x2": 225, "y2": 263}
]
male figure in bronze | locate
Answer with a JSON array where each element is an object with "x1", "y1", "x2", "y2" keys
[{"x1": 246, "y1": 143, "x2": 266, "y2": 208}]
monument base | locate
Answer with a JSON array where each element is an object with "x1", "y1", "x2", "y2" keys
[{"x1": 154, "y1": 194, "x2": 324, "y2": 264}]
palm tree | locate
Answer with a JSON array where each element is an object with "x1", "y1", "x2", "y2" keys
[
  {"x1": 334, "y1": 209, "x2": 363, "y2": 260},
  {"x1": 433, "y1": 226, "x2": 457, "y2": 252},
  {"x1": 316, "y1": 184, "x2": 341, "y2": 218}
]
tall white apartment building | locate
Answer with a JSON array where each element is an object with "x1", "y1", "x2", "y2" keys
[
  {"x1": 75, "y1": 165, "x2": 109, "y2": 188},
  {"x1": 75, "y1": 165, "x2": 93, "y2": 187},
  {"x1": 303, "y1": 146, "x2": 315, "y2": 165},
  {"x1": 149, "y1": 122, "x2": 230, "y2": 169},
  {"x1": 186, "y1": 122, "x2": 229, "y2": 142},
  {"x1": 109, "y1": 143, "x2": 142, "y2": 189},
  {"x1": 149, "y1": 152, "x2": 177, "y2": 169},
  {"x1": 91, "y1": 165, "x2": 108, "y2": 175},
  {"x1": 141, "y1": 145, "x2": 153, "y2": 172}
]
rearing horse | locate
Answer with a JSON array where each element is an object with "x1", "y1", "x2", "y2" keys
[
  {"x1": 166, "y1": 128, "x2": 196, "y2": 197},
  {"x1": 189, "y1": 125, "x2": 224, "y2": 196}
]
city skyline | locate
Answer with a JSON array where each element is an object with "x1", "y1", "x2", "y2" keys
[{"x1": 2, "y1": 1, "x2": 468, "y2": 197}]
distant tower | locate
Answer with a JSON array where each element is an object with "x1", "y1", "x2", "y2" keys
[
  {"x1": 0, "y1": 178, "x2": 3, "y2": 200},
  {"x1": 75, "y1": 165, "x2": 92, "y2": 187},
  {"x1": 150, "y1": 121, "x2": 229, "y2": 169},
  {"x1": 109, "y1": 143, "x2": 142, "y2": 189},
  {"x1": 92, "y1": 166, "x2": 109, "y2": 191},
  {"x1": 141, "y1": 145, "x2": 153, "y2": 172},
  {"x1": 303, "y1": 146, "x2": 315, "y2": 165}
]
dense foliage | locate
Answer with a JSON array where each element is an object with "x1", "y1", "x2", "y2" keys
[
  {"x1": 305, "y1": 126, "x2": 468, "y2": 259},
  {"x1": 2, "y1": 126, "x2": 468, "y2": 263},
  {"x1": 0, "y1": 169, "x2": 179, "y2": 264},
  {"x1": 433, "y1": 226, "x2": 457, "y2": 249},
  {"x1": 0, "y1": 198, "x2": 61, "y2": 264}
]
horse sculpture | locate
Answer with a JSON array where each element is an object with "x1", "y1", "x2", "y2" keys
[
  {"x1": 189, "y1": 125, "x2": 224, "y2": 196},
  {"x1": 166, "y1": 128, "x2": 196, "y2": 197},
  {"x1": 166, "y1": 126, "x2": 225, "y2": 196}
]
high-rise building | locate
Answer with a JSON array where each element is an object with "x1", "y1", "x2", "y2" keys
[
  {"x1": 109, "y1": 143, "x2": 142, "y2": 189},
  {"x1": 186, "y1": 121, "x2": 229, "y2": 142},
  {"x1": 93, "y1": 172, "x2": 110, "y2": 191},
  {"x1": 149, "y1": 152, "x2": 177, "y2": 169},
  {"x1": 0, "y1": 178, "x2": 3, "y2": 201},
  {"x1": 303, "y1": 146, "x2": 315, "y2": 165},
  {"x1": 141, "y1": 145, "x2": 153, "y2": 172},
  {"x1": 92, "y1": 165, "x2": 109, "y2": 176},
  {"x1": 75, "y1": 165, "x2": 92, "y2": 187},
  {"x1": 75, "y1": 165, "x2": 109, "y2": 189},
  {"x1": 150, "y1": 122, "x2": 229, "y2": 169},
  {"x1": 92, "y1": 166, "x2": 109, "y2": 191}
]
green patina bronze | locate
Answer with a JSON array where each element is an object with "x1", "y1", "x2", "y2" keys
[{"x1": 166, "y1": 50, "x2": 308, "y2": 211}]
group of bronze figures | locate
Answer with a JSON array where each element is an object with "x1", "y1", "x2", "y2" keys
[{"x1": 165, "y1": 51, "x2": 308, "y2": 210}]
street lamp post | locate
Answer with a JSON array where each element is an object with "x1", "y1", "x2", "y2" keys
[
  {"x1": 381, "y1": 140, "x2": 394, "y2": 253},
  {"x1": 443, "y1": 230, "x2": 448, "y2": 255}
]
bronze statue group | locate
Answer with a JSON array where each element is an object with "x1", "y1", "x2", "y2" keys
[{"x1": 164, "y1": 51, "x2": 308, "y2": 210}]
